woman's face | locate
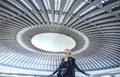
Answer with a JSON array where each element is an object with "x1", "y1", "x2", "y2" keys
[{"x1": 64, "y1": 49, "x2": 71, "y2": 56}]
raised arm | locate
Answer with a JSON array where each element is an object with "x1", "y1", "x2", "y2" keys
[
  {"x1": 73, "y1": 58, "x2": 89, "y2": 76},
  {"x1": 49, "y1": 64, "x2": 60, "y2": 76},
  {"x1": 52, "y1": 67, "x2": 59, "y2": 74},
  {"x1": 49, "y1": 58, "x2": 64, "y2": 76}
]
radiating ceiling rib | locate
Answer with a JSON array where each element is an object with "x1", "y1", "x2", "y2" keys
[
  {"x1": 0, "y1": 22, "x2": 23, "y2": 32},
  {"x1": 17, "y1": 53, "x2": 33, "y2": 67},
  {"x1": 30, "y1": 55, "x2": 40, "y2": 68},
  {"x1": 24, "y1": 54, "x2": 36, "y2": 68},
  {"x1": 89, "y1": 56, "x2": 104, "y2": 69},
  {"x1": 23, "y1": 0, "x2": 42, "y2": 25},
  {"x1": 74, "y1": 56, "x2": 86, "y2": 70},
  {"x1": 4, "y1": 53, "x2": 20, "y2": 65},
  {"x1": 8, "y1": 53, "x2": 24, "y2": 65},
  {"x1": 94, "y1": 54, "x2": 112, "y2": 68},
  {"x1": 61, "y1": 0, "x2": 81, "y2": 26},
  {"x1": 76, "y1": 22, "x2": 119, "y2": 34},
  {"x1": 93, "y1": 18, "x2": 119, "y2": 24},
  {"x1": 0, "y1": 24, "x2": 21, "y2": 32},
  {"x1": 102, "y1": 49, "x2": 119, "y2": 60},
  {"x1": 77, "y1": 25, "x2": 100, "y2": 31},
  {"x1": 0, "y1": 50, "x2": 14, "y2": 63},
  {"x1": 0, "y1": 47, "x2": 10, "y2": 55},
  {"x1": 98, "y1": 24, "x2": 120, "y2": 31},
  {"x1": 100, "y1": 53, "x2": 118, "y2": 67},
  {"x1": 87, "y1": 57, "x2": 100, "y2": 70},
  {"x1": 87, "y1": 11, "x2": 120, "y2": 22},
  {"x1": 0, "y1": 0, "x2": 37, "y2": 25},
  {"x1": 107, "y1": 44, "x2": 120, "y2": 51},
  {"x1": 75, "y1": 56, "x2": 90, "y2": 70},
  {"x1": 0, "y1": 12, "x2": 29, "y2": 28},
  {"x1": 34, "y1": 55, "x2": 41, "y2": 69},
  {"x1": 17, "y1": 0, "x2": 39, "y2": 25},
  {"x1": 66, "y1": 0, "x2": 102, "y2": 26},
  {"x1": 109, "y1": 41, "x2": 120, "y2": 46},
  {"x1": 49, "y1": 0, "x2": 54, "y2": 24},
  {"x1": 36, "y1": 0, "x2": 50, "y2": 26},
  {"x1": 0, "y1": 18, "x2": 29, "y2": 28},
  {"x1": 8, "y1": 0, "x2": 44, "y2": 25},
  {"x1": 86, "y1": 1, "x2": 120, "y2": 19},
  {"x1": 102, "y1": 51, "x2": 120, "y2": 65},
  {"x1": 77, "y1": 22, "x2": 120, "y2": 33},
  {"x1": 92, "y1": 56, "x2": 109, "y2": 69},
  {"x1": 79, "y1": 59, "x2": 88, "y2": 70},
  {"x1": 9, "y1": 0, "x2": 29, "y2": 13},
  {"x1": 70, "y1": 11, "x2": 120, "y2": 30},
  {"x1": 41, "y1": 57, "x2": 47, "y2": 69},
  {"x1": 14, "y1": 53, "x2": 30, "y2": 66},
  {"x1": 82, "y1": 57, "x2": 95, "y2": 70},
  {"x1": 100, "y1": 48, "x2": 118, "y2": 65},
  {"x1": 21, "y1": 55, "x2": 33, "y2": 67},
  {"x1": 57, "y1": 0, "x2": 66, "y2": 24},
  {"x1": 104, "y1": 44, "x2": 120, "y2": 54},
  {"x1": 77, "y1": 18, "x2": 119, "y2": 30}
]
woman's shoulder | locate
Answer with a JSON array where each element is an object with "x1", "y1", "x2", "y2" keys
[
  {"x1": 61, "y1": 58, "x2": 64, "y2": 61},
  {"x1": 69, "y1": 57, "x2": 75, "y2": 61}
]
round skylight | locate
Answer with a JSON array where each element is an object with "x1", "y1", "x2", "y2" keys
[{"x1": 31, "y1": 33, "x2": 76, "y2": 52}]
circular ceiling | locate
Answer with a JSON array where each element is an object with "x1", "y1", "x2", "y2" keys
[
  {"x1": 16, "y1": 25, "x2": 89, "y2": 53},
  {"x1": 31, "y1": 33, "x2": 76, "y2": 52},
  {"x1": 0, "y1": 0, "x2": 120, "y2": 72}
]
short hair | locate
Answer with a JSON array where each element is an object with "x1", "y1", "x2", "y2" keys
[{"x1": 65, "y1": 49, "x2": 71, "y2": 55}]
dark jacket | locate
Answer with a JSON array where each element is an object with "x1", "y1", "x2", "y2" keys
[{"x1": 52, "y1": 57, "x2": 87, "y2": 77}]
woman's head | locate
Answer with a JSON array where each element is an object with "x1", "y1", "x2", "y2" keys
[{"x1": 64, "y1": 49, "x2": 71, "y2": 56}]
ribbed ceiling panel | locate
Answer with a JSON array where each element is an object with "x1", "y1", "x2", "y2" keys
[{"x1": 0, "y1": 0, "x2": 120, "y2": 71}]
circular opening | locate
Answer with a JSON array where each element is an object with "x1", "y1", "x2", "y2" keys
[{"x1": 31, "y1": 33, "x2": 76, "y2": 52}]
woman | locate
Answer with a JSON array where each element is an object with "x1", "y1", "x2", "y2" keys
[{"x1": 49, "y1": 49, "x2": 90, "y2": 77}]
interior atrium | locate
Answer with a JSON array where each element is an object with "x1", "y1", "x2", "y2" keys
[{"x1": 0, "y1": 0, "x2": 120, "y2": 77}]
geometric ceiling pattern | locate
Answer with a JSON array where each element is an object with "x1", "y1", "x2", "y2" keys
[{"x1": 0, "y1": 0, "x2": 120, "y2": 72}]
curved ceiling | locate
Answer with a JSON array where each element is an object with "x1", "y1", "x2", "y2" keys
[{"x1": 0, "y1": 0, "x2": 120, "y2": 72}]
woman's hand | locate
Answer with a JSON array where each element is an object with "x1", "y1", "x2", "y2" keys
[
  {"x1": 85, "y1": 73, "x2": 90, "y2": 76},
  {"x1": 49, "y1": 74, "x2": 54, "y2": 76}
]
